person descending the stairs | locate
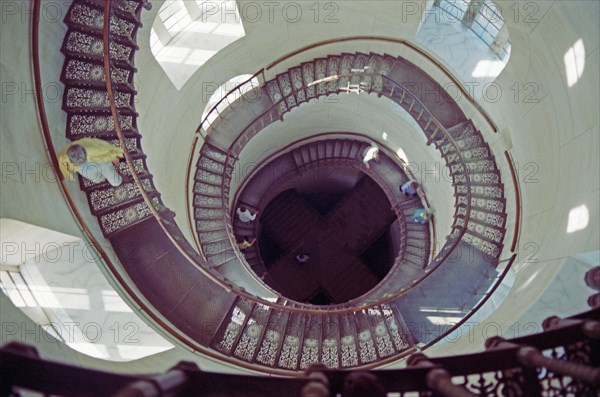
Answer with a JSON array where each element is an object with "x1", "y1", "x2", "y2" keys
[
  {"x1": 236, "y1": 206, "x2": 259, "y2": 223},
  {"x1": 411, "y1": 208, "x2": 433, "y2": 224},
  {"x1": 58, "y1": 138, "x2": 125, "y2": 187},
  {"x1": 400, "y1": 180, "x2": 421, "y2": 196}
]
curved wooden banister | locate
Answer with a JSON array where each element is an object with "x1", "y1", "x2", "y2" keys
[
  {"x1": 505, "y1": 151, "x2": 522, "y2": 253},
  {"x1": 227, "y1": 70, "x2": 467, "y2": 245},
  {"x1": 31, "y1": 0, "x2": 251, "y2": 375},
  {"x1": 187, "y1": 70, "x2": 475, "y2": 311},
  {"x1": 29, "y1": 0, "x2": 514, "y2": 375},
  {"x1": 185, "y1": 39, "x2": 504, "y2": 304},
  {"x1": 195, "y1": 37, "x2": 497, "y2": 142},
  {"x1": 103, "y1": 1, "x2": 231, "y2": 293},
  {"x1": 96, "y1": 0, "x2": 319, "y2": 376},
  {"x1": 262, "y1": 37, "x2": 498, "y2": 133},
  {"x1": 5, "y1": 308, "x2": 599, "y2": 394}
]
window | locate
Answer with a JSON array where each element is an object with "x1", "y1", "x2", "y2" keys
[
  {"x1": 437, "y1": 0, "x2": 511, "y2": 60},
  {"x1": 1, "y1": 265, "x2": 64, "y2": 342},
  {"x1": 416, "y1": 0, "x2": 511, "y2": 98},
  {"x1": 0, "y1": 219, "x2": 173, "y2": 361},
  {"x1": 151, "y1": 1, "x2": 246, "y2": 90}
]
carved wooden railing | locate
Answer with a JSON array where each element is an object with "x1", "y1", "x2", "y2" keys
[
  {"x1": 99, "y1": 10, "x2": 508, "y2": 318},
  {"x1": 3, "y1": 308, "x2": 598, "y2": 396},
  {"x1": 505, "y1": 151, "x2": 522, "y2": 253}
]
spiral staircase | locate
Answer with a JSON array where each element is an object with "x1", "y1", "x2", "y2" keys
[
  {"x1": 48, "y1": 0, "x2": 520, "y2": 374},
  {"x1": 0, "y1": 0, "x2": 593, "y2": 395}
]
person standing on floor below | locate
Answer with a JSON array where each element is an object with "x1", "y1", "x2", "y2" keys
[
  {"x1": 58, "y1": 138, "x2": 125, "y2": 187},
  {"x1": 362, "y1": 143, "x2": 380, "y2": 169},
  {"x1": 236, "y1": 206, "x2": 258, "y2": 223},
  {"x1": 401, "y1": 180, "x2": 421, "y2": 196}
]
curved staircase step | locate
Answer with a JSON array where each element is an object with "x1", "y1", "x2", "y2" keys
[
  {"x1": 98, "y1": 196, "x2": 158, "y2": 237},
  {"x1": 194, "y1": 194, "x2": 223, "y2": 209},
  {"x1": 63, "y1": 86, "x2": 134, "y2": 113},
  {"x1": 66, "y1": 113, "x2": 138, "y2": 138},
  {"x1": 195, "y1": 207, "x2": 225, "y2": 221},
  {"x1": 194, "y1": 181, "x2": 223, "y2": 197},
  {"x1": 62, "y1": 29, "x2": 135, "y2": 68},
  {"x1": 65, "y1": 2, "x2": 137, "y2": 46},
  {"x1": 62, "y1": 59, "x2": 135, "y2": 92},
  {"x1": 89, "y1": 179, "x2": 157, "y2": 215},
  {"x1": 81, "y1": 0, "x2": 143, "y2": 23}
]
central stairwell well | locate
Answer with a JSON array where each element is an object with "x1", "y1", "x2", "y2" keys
[
  {"x1": 226, "y1": 137, "x2": 433, "y2": 304},
  {"x1": 54, "y1": 0, "x2": 510, "y2": 373}
]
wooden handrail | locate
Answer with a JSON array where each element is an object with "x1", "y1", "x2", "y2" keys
[
  {"x1": 101, "y1": 0, "x2": 504, "y2": 369},
  {"x1": 32, "y1": 0, "x2": 261, "y2": 375},
  {"x1": 5, "y1": 308, "x2": 599, "y2": 393},
  {"x1": 184, "y1": 135, "x2": 204, "y2": 257},
  {"x1": 98, "y1": 1, "x2": 302, "y2": 375},
  {"x1": 262, "y1": 37, "x2": 497, "y2": 133},
  {"x1": 505, "y1": 151, "x2": 522, "y2": 253},
  {"x1": 103, "y1": 1, "x2": 231, "y2": 293}
]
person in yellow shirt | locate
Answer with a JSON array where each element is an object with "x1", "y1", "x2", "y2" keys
[
  {"x1": 58, "y1": 138, "x2": 125, "y2": 186},
  {"x1": 236, "y1": 236, "x2": 256, "y2": 251}
]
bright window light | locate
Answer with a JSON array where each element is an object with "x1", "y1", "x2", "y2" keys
[
  {"x1": 565, "y1": 39, "x2": 586, "y2": 87},
  {"x1": 396, "y1": 147, "x2": 409, "y2": 163},
  {"x1": 471, "y1": 59, "x2": 506, "y2": 78},
  {"x1": 567, "y1": 204, "x2": 589, "y2": 233},
  {"x1": 426, "y1": 315, "x2": 462, "y2": 325},
  {"x1": 151, "y1": 0, "x2": 246, "y2": 90},
  {"x1": 101, "y1": 290, "x2": 132, "y2": 312}
]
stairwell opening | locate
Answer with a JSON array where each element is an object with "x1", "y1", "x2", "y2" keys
[
  {"x1": 257, "y1": 173, "x2": 396, "y2": 305},
  {"x1": 231, "y1": 141, "x2": 424, "y2": 306}
]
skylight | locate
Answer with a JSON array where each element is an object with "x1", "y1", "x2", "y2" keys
[{"x1": 151, "y1": 0, "x2": 246, "y2": 90}]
